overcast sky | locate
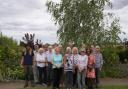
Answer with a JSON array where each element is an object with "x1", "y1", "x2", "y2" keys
[{"x1": 0, "y1": 0, "x2": 128, "y2": 43}]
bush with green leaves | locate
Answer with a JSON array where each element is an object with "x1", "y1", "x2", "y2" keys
[{"x1": 0, "y1": 34, "x2": 24, "y2": 81}]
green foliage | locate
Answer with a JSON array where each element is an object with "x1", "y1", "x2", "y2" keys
[
  {"x1": 100, "y1": 46, "x2": 128, "y2": 78},
  {"x1": 46, "y1": 0, "x2": 122, "y2": 46},
  {"x1": 0, "y1": 34, "x2": 23, "y2": 81}
]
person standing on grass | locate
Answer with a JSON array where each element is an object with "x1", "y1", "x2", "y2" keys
[
  {"x1": 94, "y1": 46, "x2": 103, "y2": 88},
  {"x1": 20, "y1": 44, "x2": 35, "y2": 88},
  {"x1": 58, "y1": 44, "x2": 65, "y2": 87},
  {"x1": 33, "y1": 44, "x2": 39, "y2": 84},
  {"x1": 71, "y1": 47, "x2": 79, "y2": 88},
  {"x1": 35, "y1": 48, "x2": 47, "y2": 86},
  {"x1": 86, "y1": 48, "x2": 96, "y2": 89},
  {"x1": 52, "y1": 47, "x2": 63, "y2": 89},
  {"x1": 46, "y1": 45, "x2": 54, "y2": 86},
  {"x1": 77, "y1": 48, "x2": 88, "y2": 89},
  {"x1": 64, "y1": 47, "x2": 73, "y2": 89}
]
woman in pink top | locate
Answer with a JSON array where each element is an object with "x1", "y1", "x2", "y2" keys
[{"x1": 86, "y1": 48, "x2": 96, "y2": 89}]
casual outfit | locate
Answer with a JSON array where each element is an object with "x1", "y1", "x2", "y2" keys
[
  {"x1": 36, "y1": 53, "x2": 47, "y2": 85},
  {"x1": 64, "y1": 54, "x2": 74, "y2": 89},
  {"x1": 77, "y1": 55, "x2": 88, "y2": 89},
  {"x1": 70, "y1": 54, "x2": 79, "y2": 87},
  {"x1": 33, "y1": 50, "x2": 39, "y2": 83},
  {"x1": 86, "y1": 54, "x2": 95, "y2": 89},
  {"x1": 52, "y1": 53, "x2": 63, "y2": 89},
  {"x1": 94, "y1": 52, "x2": 103, "y2": 87},
  {"x1": 46, "y1": 51, "x2": 53, "y2": 85},
  {"x1": 22, "y1": 51, "x2": 34, "y2": 87}
]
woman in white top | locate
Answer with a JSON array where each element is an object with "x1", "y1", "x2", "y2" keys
[
  {"x1": 35, "y1": 48, "x2": 47, "y2": 85},
  {"x1": 77, "y1": 48, "x2": 88, "y2": 89}
]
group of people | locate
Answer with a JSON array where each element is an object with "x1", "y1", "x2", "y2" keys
[{"x1": 20, "y1": 43, "x2": 103, "y2": 89}]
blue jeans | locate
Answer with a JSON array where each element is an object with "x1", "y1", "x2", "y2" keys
[
  {"x1": 77, "y1": 71, "x2": 86, "y2": 89},
  {"x1": 65, "y1": 71, "x2": 73, "y2": 89}
]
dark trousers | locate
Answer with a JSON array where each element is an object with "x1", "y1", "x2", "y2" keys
[
  {"x1": 47, "y1": 63, "x2": 53, "y2": 84},
  {"x1": 65, "y1": 71, "x2": 73, "y2": 89},
  {"x1": 73, "y1": 68, "x2": 77, "y2": 87},
  {"x1": 24, "y1": 65, "x2": 34, "y2": 81},
  {"x1": 60, "y1": 67, "x2": 64, "y2": 85},
  {"x1": 53, "y1": 68, "x2": 61, "y2": 88},
  {"x1": 95, "y1": 68, "x2": 100, "y2": 86},
  {"x1": 87, "y1": 78, "x2": 95, "y2": 89},
  {"x1": 37, "y1": 66, "x2": 47, "y2": 84}
]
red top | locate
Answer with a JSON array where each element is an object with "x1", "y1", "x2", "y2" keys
[{"x1": 86, "y1": 54, "x2": 95, "y2": 78}]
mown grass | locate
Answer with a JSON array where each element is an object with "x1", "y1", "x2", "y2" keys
[{"x1": 18, "y1": 85, "x2": 128, "y2": 89}]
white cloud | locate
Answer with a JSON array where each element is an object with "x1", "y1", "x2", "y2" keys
[
  {"x1": 0, "y1": 0, "x2": 58, "y2": 43},
  {"x1": 0, "y1": 0, "x2": 128, "y2": 43}
]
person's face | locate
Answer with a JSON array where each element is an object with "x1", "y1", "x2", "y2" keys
[
  {"x1": 55, "y1": 50, "x2": 60, "y2": 54},
  {"x1": 39, "y1": 50, "x2": 44, "y2": 54},
  {"x1": 34, "y1": 45, "x2": 39, "y2": 50},
  {"x1": 73, "y1": 49, "x2": 78, "y2": 54},
  {"x1": 80, "y1": 51, "x2": 85, "y2": 55},
  {"x1": 26, "y1": 46, "x2": 31, "y2": 50},
  {"x1": 91, "y1": 45, "x2": 95, "y2": 49},
  {"x1": 66, "y1": 49, "x2": 71, "y2": 54},
  {"x1": 96, "y1": 47, "x2": 100, "y2": 52},
  {"x1": 87, "y1": 49, "x2": 91, "y2": 55},
  {"x1": 49, "y1": 48, "x2": 52, "y2": 52},
  {"x1": 44, "y1": 47, "x2": 47, "y2": 51}
]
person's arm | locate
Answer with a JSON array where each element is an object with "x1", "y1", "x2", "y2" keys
[
  {"x1": 33, "y1": 55, "x2": 37, "y2": 65},
  {"x1": 60, "y1": 54, "x2": 63, "y2": 67},
  {"x1": 85, "y1": 56, "x2": 88, "y2": 71},
  {"x1": 63, "y1": 54, "x2": 67, "y2": 73},
  {"x1": 100, "y1": 53, "x2": 103, "y2": 70},
  {"x1": 20, "y1": 52, "x2": 24, "y2": 68},
  {"x1": 20, "y1": 56, "x2": 24, "y2": 68},
  {"x1": 63, "y1": 54, "x2": 67, "y2": 65}
]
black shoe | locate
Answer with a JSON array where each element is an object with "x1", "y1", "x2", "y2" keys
[
  {"x1": 24, "y1": 81, "x2": 28, "y2": 88},
  {"x1": 24, "y1": 84, "x2": 28, "y2": 88}
]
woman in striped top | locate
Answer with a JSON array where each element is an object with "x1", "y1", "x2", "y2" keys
[
  {"x1": 64, "y1": 47, "x2": 73, "y2": 89},
  {"x1": 70, "y1": 47, "x2": 79, "y2": 87}
]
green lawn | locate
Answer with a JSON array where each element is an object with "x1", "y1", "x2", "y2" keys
[{"x1": 18, "y1": 86, "x2": 128, "y2": 89}]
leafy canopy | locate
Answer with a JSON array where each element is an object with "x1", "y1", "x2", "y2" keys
[{"x1": 46, "y1": 0, "x2": 123, "y2": 46}]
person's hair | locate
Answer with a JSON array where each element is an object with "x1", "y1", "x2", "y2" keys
[
  {"x1": 86, "y1": 47, "x2": 92, "y2": 55},
  {"x1": 72, "y1": 47, "x2": 78, "y2": 54},
  {"x1": 24, "y1": 47, "x2": 33, "y2": 55},
  {"x1": 80, "y1": 48, "x2": 85, "y2": 52},
  {"x1": 38, "y1": 48, "x2": 44, "y2": 53},
  {"x1": 95, "y1": 45, "x2": 100, "y2": 50},
  {"x1": 66, "y1": 47, "x2": 71, "y2": 53},
  {"x1": 48, "y1": 45, "x2": 52, "y2": 49},
  {"x1": 55, "y1": 47, "x2": 60, "y2": 52}
]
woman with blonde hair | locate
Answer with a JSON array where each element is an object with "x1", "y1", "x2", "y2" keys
[
  {"x1": 52, "y1": 47, "x2": 63, "y2": 89},
  {"x1": 71, "y1": 47, "x2": 79, "y2": 88},
  {"x1": 64, "y1": 47, "x2": 73, "y2": 89},
  {"x1": 77, "y1": 48, "x2": 88, "y2": 89}
]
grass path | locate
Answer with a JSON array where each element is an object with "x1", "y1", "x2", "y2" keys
[{"x1": 0, "y1": 78, "x2": 128, "y2": 89}]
